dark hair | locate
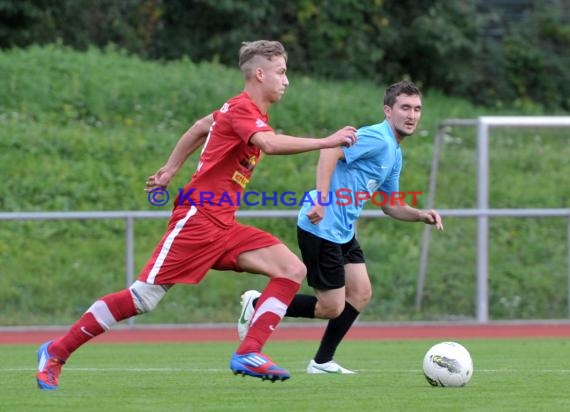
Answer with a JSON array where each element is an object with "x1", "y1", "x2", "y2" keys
[
  {"x1": 238, "y1": 40, "x2": 288, "y2": 70},
  {"x1": 384, "y1": 81, "x2": 422, "y2": 107}
]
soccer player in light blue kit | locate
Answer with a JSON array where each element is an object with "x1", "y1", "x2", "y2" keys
[{"x1": 238, "y1": 81, "x2": 444, "y2": 373}]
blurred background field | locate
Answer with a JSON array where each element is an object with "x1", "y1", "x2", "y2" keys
[
  {"x1": 1, "y1": 46, "x2": 569, "y2": 325},
  {"x1": 1, "y1": 0, "x2": 569, "y2": 326}
]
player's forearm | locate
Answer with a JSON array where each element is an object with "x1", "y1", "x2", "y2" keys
[
  {"x1": 260, "y1": 134, "x2": 332, "y2": 155},
  {"x1": 315, "y1": 148, "x2": 343, "y2": 200},
  {"x1": 381, "y1": 203, "x2": 423, "y2": 222},
  {"x1": 163, "y1": 114, "x2": 212, "y2": 175},
  {"x1": 252, "y1": 126, "x2": 355, "y2": 155}
]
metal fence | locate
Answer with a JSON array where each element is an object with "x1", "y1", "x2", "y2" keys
[
  {"x1": 415, "y1": 116, "x2": 570, "y2": 322},
  {"x1": 2, "y1": 116, "x2": 570, "y2": 323},
  {"x1": 1, "y1": 208, "x2": 569, "y2": 324}
]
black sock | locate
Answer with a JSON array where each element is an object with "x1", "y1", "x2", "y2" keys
[
  {"x1": 252, "y1": 294, "x2": 317, "y2": 318},
  {"x1": 314, "y1": 302, "x2": 359, "y2": 364}
]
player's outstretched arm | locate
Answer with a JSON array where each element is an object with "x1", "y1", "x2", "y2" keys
[
  {"x1": 382, "y1": 204, "x2": 444, "y2": 231},
  {"x1": 250, "y1": 125, "x2": 357, "y2": 155},
  {"x1": 145, "y1": 114, "x2": 213, "y2": 191}
]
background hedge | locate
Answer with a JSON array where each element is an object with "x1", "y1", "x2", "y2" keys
[{"x1": 1, "y1": 0, "x2": 569, "y2": 110}]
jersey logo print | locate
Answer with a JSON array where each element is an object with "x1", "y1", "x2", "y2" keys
[
  {"x1": 256, "y1": 119, "x2": 267, "y2": 128},
  {"x1": 366, "y1": 179, "x2": 379, "y2": 193},
  {"x1": 80, "y1": 326, "x2": 95, "y2": 337},
  {"x1": 232, "y1": 171, "x2": 250, "y2": 188}
]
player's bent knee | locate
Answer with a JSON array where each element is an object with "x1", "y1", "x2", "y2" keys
[
  {"x1": 271, "y1": 258, "x2": 306, "y2": 283},
  {"x1": 129, "y1": 280, "x2": 169, "y2": 313},
  {"x1": 285, "y1": 261, "x2": 306, "y2": 283},
  {"x1": 347, "y1": 286, "x2": 372, "y2": 309},
  {"x1": 317, "y1": 302, "x2": 345, "y2": 319},
  {"x1": 329, "y1": 305, "x2": 345, "y2": 318},
  {"x1": 365, "y1": 288, "x2": 372, "y2": 303},
  {"x1": 359, "y1": 287, "x2": 372, "y2": 306}
]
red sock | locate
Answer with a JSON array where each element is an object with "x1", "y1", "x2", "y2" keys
[
  {"x1": 236, "y1": 277, "x2": 300, "y2": 354},
  {"x1": 50, "y1": 289, "x2": 137, "y2": 360}
]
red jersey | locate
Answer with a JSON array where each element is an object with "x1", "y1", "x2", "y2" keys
[{"x1": 176, "y1": 92, "x2": 274, "y2": 227}]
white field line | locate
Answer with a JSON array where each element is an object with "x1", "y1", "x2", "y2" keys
[{"x1": 6, "y1": 367, "x2": 570, "y2": 373}]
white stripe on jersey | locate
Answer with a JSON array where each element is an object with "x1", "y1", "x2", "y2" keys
[{"x1": 147, "y1": 206, "x2": 197, "y2": 284}]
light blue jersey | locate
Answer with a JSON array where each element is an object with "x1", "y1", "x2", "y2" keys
[{"x1": 298, "y1": 120, "x2": 402, "y2": 243}]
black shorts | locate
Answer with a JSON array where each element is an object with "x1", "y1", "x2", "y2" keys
[{"x1": 297, "y1": 226, "x2": 365, "y2": 290}]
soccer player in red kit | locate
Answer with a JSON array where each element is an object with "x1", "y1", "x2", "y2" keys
[{"x1": 36, "y1": 40, "x2": 357, "y2": 389}]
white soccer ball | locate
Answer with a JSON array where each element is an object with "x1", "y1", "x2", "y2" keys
[{"x1": 422, "y1": 341, "x2": 473, "y2": 387}]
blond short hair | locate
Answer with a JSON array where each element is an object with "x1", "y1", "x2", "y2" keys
[{"x1": 239, "y1": 40, "x2": 287, "y2": 79}]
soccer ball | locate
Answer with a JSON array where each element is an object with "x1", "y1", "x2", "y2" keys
[{"x1": 422, "y1": 341, "x2": 473, "y2": 387}]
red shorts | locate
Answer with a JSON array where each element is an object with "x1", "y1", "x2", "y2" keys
[{"x1": 137, "y1": 206, "x2": 282, "y2": 285}]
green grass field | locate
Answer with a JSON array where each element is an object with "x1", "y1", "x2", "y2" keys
[{"x1": 5, "y1": 339, "x2": 570, "y2": 411}]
